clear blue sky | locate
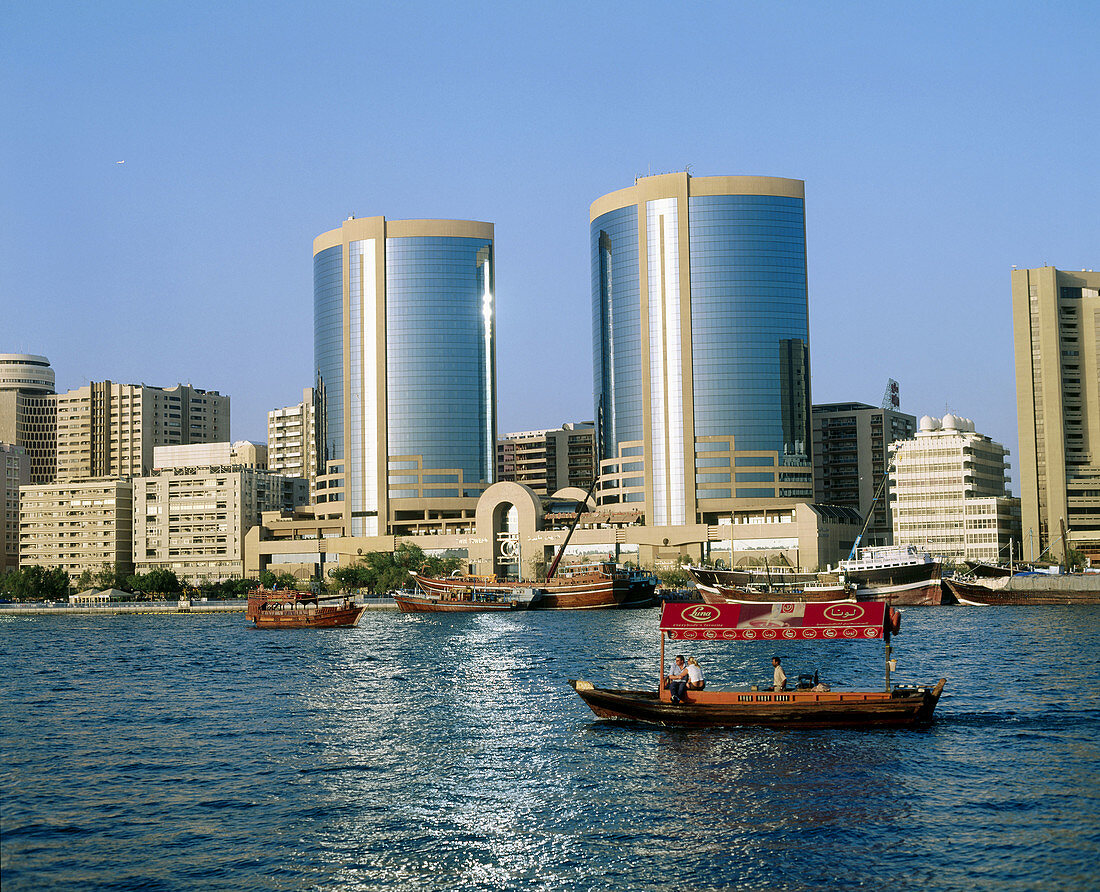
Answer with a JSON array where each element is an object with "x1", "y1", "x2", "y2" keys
[{"x1": 4, "y1": 1, "x2": 1097, "y2": 492}]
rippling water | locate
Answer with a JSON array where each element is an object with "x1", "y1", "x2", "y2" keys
[{"x1": 2, "y1": 607, "x2": 1099, "y2": 891}]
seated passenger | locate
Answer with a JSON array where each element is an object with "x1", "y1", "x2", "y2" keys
[
  {"x1": 666, "y1": 655, "x2": 689, "y2": 703},
  {"x1": 686, "y1": 656, "x2": 705, "y2": 690}
]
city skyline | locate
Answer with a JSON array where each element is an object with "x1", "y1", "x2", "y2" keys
[{"x1": 4, "y1": 2, "x2": 1097, "y2": 487}]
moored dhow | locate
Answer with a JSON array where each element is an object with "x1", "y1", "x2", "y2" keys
[
  {"x1": 246, "y1": 589, "x2": 366, "y2": 628},
  {"x1": 570, "y1": 600, "x2": 945, "y2": 727},
  {"x1": 944, "y1": 572, "x2": 1100, "y2": 606},
  {"x1": 827, "y1": 544, "x2": 944, "y2": 605}
]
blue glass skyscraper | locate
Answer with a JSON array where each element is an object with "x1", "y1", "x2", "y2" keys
[
  {"x1": 591, "y1": 173, "x2": 812, "y2": 526},
  {"x1": 313, "y1": 216, "x2": 495, "y2": 537}
]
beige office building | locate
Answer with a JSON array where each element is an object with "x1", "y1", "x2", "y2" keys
[
  {"x1": 19, "y1": 478, "x2": 134, "y2": 577},
  {"x1": 55, "y1": 381, "x2": 229, "y2": 481},
  {"x1": 890, "y1": 415, "x2": 1019, "y2": 563},
  {"x1": 0, "y1": 353, "x2": 57, "y2": 485},
  {"x1": 268, "y1": 388, "x2": 317, "y2": 501},
  {"x1": 3, "y1": 443, "x2": 30, "y2": 572},
  {"x1": 133, "y1": 446, "x2": 306, "y2": 584},
  {"x1": 1012, "y1": 267, "x2": 1100, "y2": 562},
  {"x1": 496, "y1": 422, "x2": 596, "y2": 496}
]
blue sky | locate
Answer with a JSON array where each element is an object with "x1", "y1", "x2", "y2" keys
[{"x1": 4, "y1": 1, "x2": 1097, "y2": 491}]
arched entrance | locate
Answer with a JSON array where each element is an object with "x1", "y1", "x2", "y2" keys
[{"x1": 473, "y1": 482, "x2": 545, "y2": 579}]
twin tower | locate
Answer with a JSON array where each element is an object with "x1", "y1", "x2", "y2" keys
[{"x1": 312, "y1": 173, "x2": 810, "y2": 538}]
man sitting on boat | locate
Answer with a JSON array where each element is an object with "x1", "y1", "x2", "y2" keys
[
  {"x1": 772, "y1": 657, "x2": 787, "y2": 692},
  {"x1": 666, "y1": 655, "x2": 689, "y2": 703}
]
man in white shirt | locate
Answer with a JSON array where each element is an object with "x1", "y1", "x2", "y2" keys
[{"x1": 772, "y1": 657, "x2": 787, "y2": 691}]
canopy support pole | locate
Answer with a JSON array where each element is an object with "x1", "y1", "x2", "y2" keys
[
  {"x1": 659, "y1": 630, "x2": 666, "y2": 694},
  {"x1": 885, "y1": 643, "x2": 892, "y2": 692}
]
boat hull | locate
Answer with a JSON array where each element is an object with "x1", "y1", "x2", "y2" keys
[
  {"x1": 698, "y1": 584, "x2": 852, "y2": 605},
  {"x1": 853, "y1": 578, "x2": 945, "y2": 606},
  {"x1": 569, "y1": 679, "x2": 945, "y2": 728},
  {"x1": 944, "y1": 577, "x2": 1100, "y2": 606},
  {"x1": 393, "y1": 593, "x2": 527, "y2": 613},
  {"x1": 250, "y1": 604, "x2": 366, "y2": 628},
  {"x1": 413, "y1": 568, "x2": 658, "y2": 610}
]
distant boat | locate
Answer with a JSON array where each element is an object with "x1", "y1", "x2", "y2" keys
[
  {"x1": 828, "y1": 545, "x2": 944, "y2": 605},
  {"x1": 246, "y1": 589, "x2": 365, "y2": 628},
  {"x1": 944, "y1": 573, "x2": 1100, "y2": 606},
  {"x1": 394, "y1": 586, "x2": 542, "y2": 613},
  {"x1": 411, "y1": 562, "x2": 658, "y2": 610}
]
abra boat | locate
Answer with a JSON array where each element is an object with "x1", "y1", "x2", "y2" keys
[
  {"x1": 394, "y1": 585, "x2": 543, "y2": 613},
  {"x1": 411, "y1": 562, "x2": 658, "y2": 610},
  {"x1": 246, "y1": 589, "x2": 366, "y2": 628},
  {"x1": 570, "y1": 600, "x2": 945, "y2": 727},
  {"x1": 944, "y1": 573, "x2": 1100, "y2": 606}
]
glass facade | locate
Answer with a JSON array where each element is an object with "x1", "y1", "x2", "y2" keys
[
  {"x1": 591, "y1": 181, "x2": 811, "y2": 520},
  {"x1": 688, "y1": 194, "x2": 809, "y2": 456},
  {"x1": 385, "y1": 236, "x2": 494, "y2": 498},
  {"x1": 313, "y1": 245, "x2": 344, "y2": 468}
]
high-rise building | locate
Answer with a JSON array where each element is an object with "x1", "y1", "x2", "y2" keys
[
  {"x1": 313, "y1": 216, "x2": 495, "y2": 538},
  {"x1": 268, "y1": 388, "x2": 318, "y2": 502},
  {"x1": 890, "y1": 414, "x2": 1019, "y2": 563},
  {"x1": 812, "y1": 402, "x2": 917, "y2": 546},
  {"x1": 19, "y1": 478, "x2": 134, "y2": 577},
  {"x1": 54, "y1": 381, "x2": 229, "y2": 481},
  {"x1": 2, "y1": 443, "x2": 29, "y2": 572},
  {"x1": 0, "y1": 353, "x2": 57, "y2": 485},
  {"x1": 133, "y1": 445, "x2": 305, "y2": 584},
  {"x1": 1012, "y1": 267, "x2": 1100, "y2": 563},
  {"x1": 590, "y1": 173, "x2": 812, "y2": 527},
  {"x1": 496, "y1": 422, "x2": 596, "y2": 496}
]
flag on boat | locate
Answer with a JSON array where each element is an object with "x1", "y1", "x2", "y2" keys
[{"x1": 660, "y1": 601, "x2": 888, "y2": 641}]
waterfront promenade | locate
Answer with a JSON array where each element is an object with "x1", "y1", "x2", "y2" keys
[{"x1": 0, "y1": 597, "x2": 399, "y2": 616}]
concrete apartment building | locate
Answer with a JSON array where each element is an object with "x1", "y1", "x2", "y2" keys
[
  {"x1": 1012, "y1": 267, "x2": 1100, "y2": 562},
  {"x1": 267, "y1": 388, "x2": 317, "y2": 502},
  {"x1": 890, "y1": 415, "x2": 1020, "y2": 563},
  {"x1": 55, "y1": 381, "x2": 229, "y2": 481},
  {"x1": 2, "y1": 443, "x2": 30, "y2": 572},
  {"x1": 812, "y1": 402, "x2": 917, "y2": 547},
  {"x1": 133, "y1": 443, "x2": 306, "y2": 584},
  {"x1": 496, "y1": 422, "x2": 596, "y2": 496},
  {"x1": 0, "y1": 353, "x2": 57, "y2": 484},
  {"x1": 19, "y1": 478, "x2": 134, "y2": 577}
]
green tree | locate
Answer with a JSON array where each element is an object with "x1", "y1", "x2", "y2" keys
[{"x1": 1, "y1": 565, "x2": 71, "y2": 601}]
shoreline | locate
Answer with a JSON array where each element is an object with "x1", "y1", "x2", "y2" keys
[{"x1": 0, "y1": 598, "x2": 400, "y2": 616}]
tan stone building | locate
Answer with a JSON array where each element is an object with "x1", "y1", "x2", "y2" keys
[
  {"x1": 0, "y1": 353, "x2": 57, "y2": 485},
  {"x1": 496, "y1": 422, "x2": 596, "y2": 496},
  {"x1": 133, "y1": 447, "x2": 306, "y2": 584},
  {"x1": 267, "y1": 388, "x2": 317, "y2": 501},
  {"x1": 2, "y1": 443, "x2": 29, "y2": 572},
  {"x1": 1012, "y1": 267, "x2": 1100, "y2": 562},
  {"x1": 19, "y1": 478, "x2": 134, "y2": 577},
  {"x1": 55, "y1": 381, "x2": 229, "y2": 481}
]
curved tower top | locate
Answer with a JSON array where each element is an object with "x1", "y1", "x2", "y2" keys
[
  {"x1": 590, "y1": 172, "x2": 812, "y2": 526},
  {"x1": 0, "y1": 354, "x2": 55, "y2": 394}
]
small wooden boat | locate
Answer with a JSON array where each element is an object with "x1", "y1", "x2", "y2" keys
[
  {"x1": 246, "y1": 589, "x2": 366, "y2": 628},
  {"x1": 393, "y1": 586, "x2": 542, "y2": 613},
  {"x1": 570, "y1": 600, "x2": 945, "y2": 728}
]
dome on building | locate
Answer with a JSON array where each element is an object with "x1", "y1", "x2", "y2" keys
[
  {"x1": 942, "y1": 413, "x2": 958, "y2": 430},
  {"x1": 919, "y1": 415, "x2": 939, "y2": 431}
]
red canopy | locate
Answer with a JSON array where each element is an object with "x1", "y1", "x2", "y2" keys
[{"x1": 660, "y1": 601, "x2": 888, "y2": 641}]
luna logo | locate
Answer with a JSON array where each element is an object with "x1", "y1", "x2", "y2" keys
[
  {"x1": 681, "y1": 604, "x2": 720, "y2": 624},
  {"x1": 823, "y1": 604, "x2": 865, "y2": 623}
]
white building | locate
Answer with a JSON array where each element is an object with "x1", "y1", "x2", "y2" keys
[
  {"x1": 267, "y1": 388, "x2": 316, "y2": 503},
  {"x1": 890, "y1": 414, "x2": 1020, "y2": 563},
  {"x1": 133, "y1": 446, "x2": 307, "y2": 584}
]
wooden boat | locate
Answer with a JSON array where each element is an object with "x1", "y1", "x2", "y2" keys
[
  {"x1": 412, "y1": 562, "x2": 658, "y2": 610},
  {"x1": 394, "y1": 586, "x2": 542, "y2": 613},
  {"x1": 692, "y1": 576, "x2": 853, "y2": 604},
  {"x1": 246, "y1": 589, "x2": 366, "y2": 628},
  {"x1": 830, "y1": 545, "x2": 944, "y2": 605},
  {"x1": 944, "y1": 574, "x2": 1100, "y2": 606},
  {"x1": 570, "y1": 600, "x2": 945, "y2": 727}
]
